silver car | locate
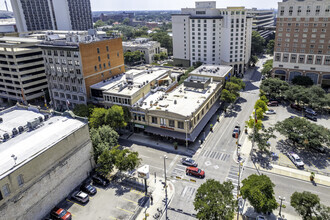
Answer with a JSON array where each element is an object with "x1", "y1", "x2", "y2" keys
[
  {"x1": 288, "y1": 153, "x2": 304, "y2": 168},
  {"x1": 72, "y1": 191, "x2": 89, "y2": 204},
  {"x1": 181, "y1": 158, "x2": 198, "y2": 167}
]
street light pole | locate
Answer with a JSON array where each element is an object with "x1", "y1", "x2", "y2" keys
[
  {"x1": 163, "y1": 155, "x2": 168, "y2": 220},
  {"x1": 279, "y1": 196, "x2": 285, "y2": 218}
]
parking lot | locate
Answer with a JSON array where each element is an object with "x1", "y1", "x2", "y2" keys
[
  {"x1": 48, "y1": 178, "x2": 147, "y2": 220},
  {"x1": 261, "y1": 103, "x2": 330, "y2": 175}
]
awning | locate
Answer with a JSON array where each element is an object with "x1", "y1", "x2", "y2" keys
[{"x1": 144, "y1": 101, "x2": 221, "y2": 142}]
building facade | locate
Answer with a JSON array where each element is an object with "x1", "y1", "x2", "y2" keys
[
  {"x1": 247, "y1": 8, "x2": 276, "y2": 38},
  {"x1": 0, "y1": 104, "x2": 93, "y2": 220},
  {"x1": 0, "y1": 37, "x2": 48, "y2": 104},
  {"x1": 39, "y1": 32, "x2": 125, "y2": 111},
  {"x1": 122, "y1": 38, "x2": 167, "y2": 64},
  {"x1": 272, "y1": 0, "x2": 330, "y2": 90},
  {"x1": 11, "y1": 0, "x2": 93, "y2": 32},
  {"x1": 172, "y1": 1, "x2": 252, "y2": 75}
]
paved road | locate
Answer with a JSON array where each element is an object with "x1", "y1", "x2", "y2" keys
[{"x1": 242, "y1": 166, "x2": 330, "y2": 217}]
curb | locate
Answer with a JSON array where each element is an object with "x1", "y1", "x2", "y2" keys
[{"x1": 244, "y1": 165, "x2": 330, "y2": 188}]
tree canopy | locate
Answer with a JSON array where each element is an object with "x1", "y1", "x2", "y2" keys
[
  {"x1": 220, "y1": 89, "x2": 237, "y2": 104},
  {"x1": 260, "y1": 78, "x2": 289, "y2": 100},
  {"x1": 241, "y1": 174, "x2": 278, "y2": 213},
  {"x1": 89, "y1": 105, "x2": 128, "y2": 130},
  {"x1": 73, "y1": 104, "x2": 95, "y2": 118},
  {"x1": 150, "y1": 31, "x2": 173, "y2": 55},
  {"x1": 261, "y1": 59, "x2": 273, "y2": 77},
  {"x1": 266, "y1": 40, "x2": 275, "y2": 55},
  {"x1": 89, "y1": 108, "x2": 107, "y2": 128},
  {"x1": 194, "y1": 179, "x2": 237, "y2": 220},
  {"x1": 292, "y1": 75, "x2": 314, "y2": 87},
  {"x1": 124, "y1": 51, "x2": 144, "y2": 65},
  {"x1": 251, "y1": 31, "x2": 266, "y2": 55}
]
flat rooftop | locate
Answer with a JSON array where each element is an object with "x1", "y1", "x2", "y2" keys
[
  {"x1": 0, "y1": 36, "x2": 41, "y2": 44},
  {"x1": 91, "y1": 68, "x2": 170, "y2": 97},
  {"x1": 122, "y1": 40, "x2": 159, "y2": 48},
  {"x1": 190, "y1": 65, "x2": 232, "y2": 78},
  {"x1": 0, "y1": 107, "x2": 86, "y2": 179},
  {"x1": 140, "y1": 80, "x2": 220, "y2": 117}
]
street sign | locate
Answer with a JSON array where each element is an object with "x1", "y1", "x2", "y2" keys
[{"x1": 137, "y1": 165, "x2": 150, "y2": 179}]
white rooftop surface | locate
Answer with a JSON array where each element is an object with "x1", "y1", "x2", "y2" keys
[
  {"x1": 141, "y1": 81, "x2": 220, "y2": 117},
  {"x1": 190, "y1": 65, "x2": 232, "y2": 78},
  {"x1": 0, "y1": 109, "x2": 85, "y2": 179},
  {"x1": 0, "y1": 36, "x2": 42, "y2": 43},
  {"x1": 122, "y1": 40, "x2": 159, "y2": 48}
]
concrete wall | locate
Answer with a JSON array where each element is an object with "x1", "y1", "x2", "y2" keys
[{"x1": 0, "y1": 124, "x2": 94, "y2": 220}]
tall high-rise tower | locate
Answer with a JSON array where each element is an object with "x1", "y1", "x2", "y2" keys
[{"x1": 11, "y1": 0, "x2": 93, "y2": 32}]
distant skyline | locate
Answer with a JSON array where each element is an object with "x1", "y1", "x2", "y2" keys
[{"x1": 2, "y1": 0, "x2": 280, "y2": 12}]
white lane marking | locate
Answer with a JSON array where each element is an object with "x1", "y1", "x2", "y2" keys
[{"x1": 168, "y1": 155, "x2": 179, "y2": 173}]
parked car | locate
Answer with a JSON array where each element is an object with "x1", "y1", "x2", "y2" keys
[
  {"x1": 232, "y1": 125, "x2": 241, "y2": 138},
  {"x1": 288, "y1": 153, "x2": 304, "y2": 168},
  {"x1": 256, "y1": 216, "x2": 265, "y2": 220},
  {"x1": 304, "y1": 114, "x2": 317, "y2": 121},
  {"x1": 304, "y1": 108, "x2": 317, "y2": 116},
  {"x1": 288, "y1": 116, "x2": 296, "y2": 119},
  {"x1": 181, "y1": 158, "x2": 198, "y2": 167},
  {"x1": 80, "y1": 183, "x2": 97, "y2": 196},
  {"x1": 186, "y1": 167, "x2": 205, "y2": 178},
  {"x1": 92, "y1": 174, "x2": 110, "y2": 187},
  {"x1": 290, "y1": 103, "x2": 303, "y2": 111},
  {"x1": 267, "y1": 101, "x2": 279, "y2": 106},
  {"x1": 50, "y1": 207, "x2": 72, "y2": 220},
  {"x1": 72, "y1": 191, "x2": 89, "y2": 204},
  {"x1": 265, "y1": 109, "x2": 276, "y2": 114}
]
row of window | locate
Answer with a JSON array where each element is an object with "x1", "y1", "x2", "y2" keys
[
  {"x1": 45, "y1": 50, "x2": 79, "y2": 58},
  {"x1": 275, "y1": 53, "x2": 330, "y2": 65},
  {"x1": 53, "y1": 92, "x2": 85, "y2": 101},
  {"x1": 278, "y1": 22, "x2": 327, "y2": 28},
  {"x1": 0, "y1": 174, "x2": 24, "y2": 200},
  {"x1": 280, "y1": 5, "x2": 330, "y2": 16},
  {"x1": 278, "y1": 17, "x2": 328, "y2": 22},
  {"x1": 47, "y1": 58, "x2": 80, "y2": 66},
  {"x1": 151, "y1": 116, "x2": 185, "y2": 129},
  {"x1": 104, "y1": 95, "x2": 130, "y2": 105}
]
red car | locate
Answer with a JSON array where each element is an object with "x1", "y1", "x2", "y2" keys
[
  {"x1": 290, "y1": 103, "x2": 303, "y2": 111},
  {"x1": 267, "y1": 101, "x2": 279, "y2": 106},
  {"x1": 50, "y1": 207, "x2": 72, "y2": 220},
  {"x1": 186, "y1": 167, "x2": 205, "y2": 178}
]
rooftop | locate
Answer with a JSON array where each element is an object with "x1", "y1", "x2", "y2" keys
[
  {"x1": 190, "y1": 65, "x2": 232, "y2": 78},
  {"x1": 122, "y1": 38, "x2": 160, "y2": 49},
  {"x1": 0, "y1": 106, "x2": 86, "y2": 179},
  {"x1": 0, "y1": 36, "x2": 42, "y2": 44}
]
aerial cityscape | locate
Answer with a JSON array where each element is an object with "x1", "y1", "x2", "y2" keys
[{"x1": 0, "y1": 0, "x2": 329, "y2": 220}]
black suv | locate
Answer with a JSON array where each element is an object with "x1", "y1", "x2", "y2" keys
[{"x1": 92, "y1": 174, "x2": 110, "y2": 187}]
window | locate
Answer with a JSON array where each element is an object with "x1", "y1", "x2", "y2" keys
[
  {"x1": 275, "y1": 53, "x2": 281, "y2": 61},
  {"x1": 325, "y1": 56, "x2": 330, "y2": 65},
  {"x1": 2, "y1": 184, "x2": 10, "y2": 197},
  {"x1": 152, "y1": 117, "x2": 157, "y2": 124},
  {"x1": 106, "y1": 46, "x2": 109, "y2": 52},
  {"x1": 299, "y1": 55, "x2": 305, "y2": 63},
  {"x1": 178, "y1": 121, "x2": 184, "y2": 129},
  {"x1": 169, "y1": 120, "x2": 175, "y2": 127},
  {"x1": 160, "y1": 118, "x2": 166, "y2": 125},
  {"x1": 98, "y1": 56, "x2": 101, "y2": 62},
  {"x1": 97, "y1": 48, "x2": 100, "y2": 54}
]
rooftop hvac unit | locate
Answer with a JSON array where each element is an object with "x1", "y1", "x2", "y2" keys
[
  {"x1": 27, "y1": 118, "x2": 41, "y2": 130},
  {"x1": 174, "y1": 100, "x2": 177, "y2": 104},
  {"x1": 12, "y1": 128, "x2": 18, "y2": 136},
  {"x1": 3, "y1": 133, "x2": 9, "y2": 140},
  {"x1": 0, "y1": 117, "x2": 2, "y2": 123},
  {"x1": 44, "y1": 115, "x2": 49, "y2": 121},
  {"x1": 38, "y1": 116, "x2": 43, "y2": 122},
  {"x1": 18, "y1": 126, "x2": 24, "y2": 133}
]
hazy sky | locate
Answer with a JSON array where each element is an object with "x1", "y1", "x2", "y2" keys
[{"x1": 2, "y1": 0, "x2": 280, "y2": 12}]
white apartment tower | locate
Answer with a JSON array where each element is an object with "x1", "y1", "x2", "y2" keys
[
  {"x1": 273, "y1": 0, "x2": 330, "y2": 89},
  {"x1": 172, "y1": 1, "x2": 252, "y2": 75},
  {"x1": 11, "y1": 0, "x2": 93, "y2": 33}
]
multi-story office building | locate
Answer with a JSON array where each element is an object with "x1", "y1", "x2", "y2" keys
[
  {"x1": 122, "y1": 38, "x2": 167, "y2": 64},
  {"x1": 247, "y1": 8, "x2": 276, "y2": 38},
  {"x1": 39, "y1": 32, "x2": 125, "y2": 111},
  {"x1": 0, "y1": 104, "x2": 93, "y2": 220},
  {"x1": 172, "y1": 1, "x2": 252, "y2": 75},
  {"x1": 0, "y1": 37, "x2": 48, "y2": 104},
  {"x1": 11, "y1": 0, "x2": 93, "y2": 32},
  {"x1": 273, "y1": 0, "x2": 330, "y2": 90}
]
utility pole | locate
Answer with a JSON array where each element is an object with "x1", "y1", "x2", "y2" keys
[
  {"x1": 279, "y1": 196, "x2": 285, "y2": 218},
  {"x1": 185, "y1": 119, "x2": 189, "y2": 149},
  {"x1": 163, "y1": 155, "x2": 168, "y2": 220}
]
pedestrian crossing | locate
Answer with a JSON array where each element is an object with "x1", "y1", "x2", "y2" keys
[
  {"x1": 225, "y1": 165, "x2": 240, "y2": 197},
  {"x1": 199, "y1": 150, "x2": 230, "y2": 161},
  {"x1": 180, "y1": 185, "x2": 197, "y2": 201},
  {"x1": 171, "y1": 164, "x2": 186, "y2": 177}
]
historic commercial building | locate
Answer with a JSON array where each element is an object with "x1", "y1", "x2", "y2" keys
[
  {"x1": 246, "y1": 8, "x2": 276, "y2": 38},
  {"x1": 0, "y1": 37, "x2": 48, "y2": 104},
  {"x1": 172, "y1": 1, "x2": 252, "y2": 75},
  {"x1": 273, "y1": 0, "x2": 330, "y2": 90},
  {"x1": 122, "y1": 38, "x2": 167, "y2": 64},
  {"x1": 90, "y1": 65, "x2": 231, "y2": 143},
  {"x1": 39, "y1": 31, "x2": 125, "y2": 111},
  {"x1": 11, "y1": 0, "x2": 93, "y2": 32},
  {"x1": 0, "y1": 104, "x2": 93, "y2": 220}
]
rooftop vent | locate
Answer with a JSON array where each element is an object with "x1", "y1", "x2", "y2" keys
[
  {"x1": 0, "y1": 117, "x2": 2, "y2": 123},
  {"x1": 12, "y1": 128, "x2": 18, "y2": 136},
  {"x1": 3, "y1": 133, "x2": 9, "y2": 140},
  {"x1": 18, "y1": 126, "x2": 24, "y2": 133},
  {"x1": 174, "y1": 100, "x2": 177, "y2": 104}
]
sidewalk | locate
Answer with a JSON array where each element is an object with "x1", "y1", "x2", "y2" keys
[{"x1": 135, "y1": 175, "x2": 175, "y2": 220}]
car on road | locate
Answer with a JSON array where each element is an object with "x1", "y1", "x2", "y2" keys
[
  {"x1": 80, "y1": 183, "x2": 97, "y2": 196},
  {"x1": 304, "y1": 114, "x2": 317, "y2": 121},
  {"x1": 265, "y1": 109, "x2": 276, "y2": 114},
  {"x1": 232, "y1": 125, "x2": 241, "y2": 138},
  {"x1": 50, "y1": 207, "x2": 72, "y2": 220},
  {"x1": 72, "y1": 191, "x2": 89, "y2": 204},
  {"x1": 181, "y1": 158, "x2": 198, "y2": 167},
  {"x1": 186, "y1": 167, "x2": 205, "y2": 178},
  {"x1": 288, "y1": 153, "x2": 304, "y2": 168},
  {"x1": 267, "y1": 101, "x2": 279, "y2": 106},
  {"x1": 290, "y1": 103, "x2": 303, "y2": 111},
  {"x1": 304, "y1": 108, "x2": 317, "y2": 116},
  {"x1": 92, "y1": 174, "x2": 110, "y2": 187}
]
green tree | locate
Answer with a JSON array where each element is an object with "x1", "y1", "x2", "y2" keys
[
  {"x1": 220, "y1": 89, "x2": 237, "y2": 104},
  {"x1": 96, "y1": 148, "x2": 117, "y2": 176},
  {"x1": 291, "y1": 191, "x2": 321, "y2": 220},
  {"x1": 254, "y1": 99, "x2": 268, "y2": 113},
  {"x1": 159, "y1": 52, "x2": 168, "y2": 60},
  {"x1": 153, "y1": 54, "x2": 160, "y2": 61},
  {"x1": 106, "y1": 19, "x2": 115, "y2": 25},
  {"x1": 260, "y1": 95, "x2": 269, "y2": 104},
  {"x1": 246, "y1": 116, "x2": 263, "y2": 131},
  {"x1": 122, "y1": 17, "x2": 130, "y2": 25},
  {"x1": 194, "y1": 179, "x2": 237, "y2": 220},
  {"x1": 89, "y1": 108, "x2": 107, "y2": 128},
  {"x1": 250, "y1": 55, "x2": 259, "y2": 66},
  {"x1": 266, "y1": 40, "x2": 275, "y2": 54},
  {"x1": 114, "y1": 147, "x2": 141, "y2": 172},
  {"x1": 94, "y1": 20, "x2": 106, "y2": 28},
  {"x1": 255, "y1": 108, "x2": 265, "y2": 120},
  {"x1": 105, "y1": 105, "x2": 127, "y2": 130},
  {"x1": 251, "y1": 31, "x2": 266, "y2": 55},
  {"x1": 260, "y1": 78, "x2": 289, "y2": 100},
  {"x1": 230, "y1": 77, "x2": 246, "y2": 90},
  {"x1": 292, "y1": 75, "x2": 314, "y2": 87},
  {"x1": 241, "y1": 174, "x2": 278, "y2": 213},
  {"x1": 73, "y1": 104, "x2": 95, "y2": 118},
  {"x1": 261, "y1": 59, "x2": 273, "y2": 77},
  {"x1": 178, "y1": 66, "x2": 195, "y2": 84},
  {"x1": 150, "y1": 31, "x2": 173, "y2": 55},
  {"x1": 225, "y1": 82, "x2": 241, "y2": 97},
  {"x1": 251, "y1": 127, "x2": 276, "y2": 152}
]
